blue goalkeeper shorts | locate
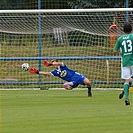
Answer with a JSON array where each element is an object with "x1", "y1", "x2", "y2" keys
[{"x1": 70, "y1": 72, "x2": 86, "y2": 88}]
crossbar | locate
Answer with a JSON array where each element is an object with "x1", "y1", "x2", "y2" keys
[{"x1": 0, "y1": 8, "x2": 133, "y2": 14}]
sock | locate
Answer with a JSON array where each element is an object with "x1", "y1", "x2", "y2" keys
[
  {"x1": 63, "y1": 84, "x2": 72, "y2": 90},
  {"x1": 87, "y1": 86, "x2": 91, "y2": 94},
  {"x1": 124, "y1": 83, "x2": 129, "y2": 99}
]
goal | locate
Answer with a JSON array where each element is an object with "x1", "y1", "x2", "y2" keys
[{"x1": 0, "y1": 8, "x2": 133, "y2": 89}]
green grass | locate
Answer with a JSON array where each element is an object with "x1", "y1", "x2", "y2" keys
[{"x1": 1, "y1": 90, "x2": 133, "y2": 133}]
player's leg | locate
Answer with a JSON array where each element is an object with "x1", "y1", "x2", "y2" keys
[
  {"x1": 130, "y1": 66, "x2": 133, "y2": 86},
  {"x1": 119, "y1": 64, "x2": 125, "y2": 99},
  {"x1": 83, "y1": 78, "x2": 92, "y2": 97},
  {"x1": 119, "y1": 67, "x2": 133, "y2": 99},
  {"x1": 122, "y1": 67, "x2": 130, "y2": 105},
  {"x1": 119, "y1": 61, "x2": 124, "y2": 99},
  {"x1": 62, "y1": 82, "x2": 73, "y2": 90},
  {"x1": 73, "y1": 75, "x2": 92, "y2": 97},
  {"x1": 124, "y1": 81, "x2": 130, "y2": 105},
  {"x1": 119, "y1": 77, "x2": 133, "y2": 99}
]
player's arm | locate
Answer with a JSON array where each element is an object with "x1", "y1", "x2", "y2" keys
[
  {"x1": 113, "y1": 37, "x2": 120, "y2": 53},
  {"x1": 39, "y1": 71, "x2": 52, "y2": 76},
  {"x1": 29, "y1": 68, "x2": 52, "y2": 76},
  {"x1": 114, "y1": 49, "x2": 120, "y2": 53},
  {"x1": 113, "y1": 42, "x2": 120, "y2": 53},
  {"x1": 44, "y1": 60, "x2": 63, "y2": 67}
]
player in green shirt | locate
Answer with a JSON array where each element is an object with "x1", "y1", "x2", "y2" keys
[{"x1": 114, "y1": 22, "x2": 133, "y2": 105}]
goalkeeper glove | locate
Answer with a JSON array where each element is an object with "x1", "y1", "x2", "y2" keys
[
  {"x1": 44, "y1": 60, "x2": 52, "y2": 67},
  {"x1": 29, "y1": 68, "x2": 39, "y2": 74}
]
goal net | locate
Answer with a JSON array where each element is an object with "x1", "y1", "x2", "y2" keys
[{"x1": 0, "y1": 8, "x2": 133, "y2": 89}]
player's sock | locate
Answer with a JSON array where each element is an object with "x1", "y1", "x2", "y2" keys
[
  {"x1": 87, "y1": 86, "x2": 91, "y2": 93},
  {"x1": 124, "y1": 83, "x2": 129, "y2": 99},
  {"x1": 87, "y1": 86, "x2": 92, "y2": 97},
  {"x1": 63, "y1": 84, "x2": 72, "y2": 90}
]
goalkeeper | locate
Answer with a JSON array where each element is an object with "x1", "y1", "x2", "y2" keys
[{"x1": 29, "y1": 59, "x2": 92, "y2": 97}]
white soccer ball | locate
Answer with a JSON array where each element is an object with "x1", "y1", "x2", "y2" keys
[{"x1": 21, "y1": 63, "x2": 29, "y2": 71}]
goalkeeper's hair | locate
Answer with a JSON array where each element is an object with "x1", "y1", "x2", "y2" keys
[
  {"x1": 51, "y1": 59, "x2": 58, "y2": 62},
  {"x1": 123, "y1": 22, "x2": 132, "y2": 33}
]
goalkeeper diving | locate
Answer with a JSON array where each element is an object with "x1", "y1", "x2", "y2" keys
[{"x1": 29, "y1": 60, "x2": 92, "y2": 97}]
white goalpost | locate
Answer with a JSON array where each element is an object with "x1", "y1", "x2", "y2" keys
[{"x1": 0, "y1": 8, "x2": 133, "y2": 89}]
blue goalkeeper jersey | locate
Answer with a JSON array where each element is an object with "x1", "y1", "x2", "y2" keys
[
  {"x1": 50, "y1": 63, "x2": 76, "y2": 81},
  {"x1": 50, "y1": 63, "x2": 86, "y2": 88}
]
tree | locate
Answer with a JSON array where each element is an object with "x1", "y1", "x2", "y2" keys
[
  {"x1": 0, "y1": 0, "x2": 131, "y2": 10},
  {"x1": 67, "y1": 0, "x2": 127, "y2": 9}
]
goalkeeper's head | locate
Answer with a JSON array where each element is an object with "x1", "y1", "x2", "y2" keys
[
  {"x1": 51, "y1": 59, "x2": 58, "y2": 63},
  {"x1": 51, "y1": 59, "x2": 59, "y2": 69},
  {"x1": 123, "y1": 22, "x2": 132, "y2": 33}
]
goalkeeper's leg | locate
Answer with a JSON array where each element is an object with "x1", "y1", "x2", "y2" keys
[
  {"x1": 83, "y1": 78, "x2": 92, "y2": 97},
  {"x1": 62, "y1": 77, "x2": 92, "y2": 97},
  {"x1": 87, "y1": 86, "x2": 92, "y2": 97},
  {"x1": 62, "y1": 82, "x2": 73, "y2": 90}
]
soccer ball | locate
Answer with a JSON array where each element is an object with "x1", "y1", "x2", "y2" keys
[{"x1": 21, "y1": 63, "x2": 29, "y2": 71}]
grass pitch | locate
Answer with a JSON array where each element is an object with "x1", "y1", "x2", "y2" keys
[{"x1": 1, "y1": 90, "x2": 133, "y2": 133}]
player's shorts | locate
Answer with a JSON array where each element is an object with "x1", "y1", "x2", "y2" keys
[
  {"x1": 121, "y1": 66, "x2": 133, "y2": 79},
  {"x1": 70, "y1": 72, "x2": 86, "y2": 88}
]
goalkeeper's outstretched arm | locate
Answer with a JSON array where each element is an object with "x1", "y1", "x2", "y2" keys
[
  {"x1": 29, "y1": 60, "x2": 63, "y2": 75},
  {"x1": 39, "y1": 71, "x2": 52, "y2": 76},
  {"x1": 29, "y1": 68, "x2": 52, "y2": 76}
]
